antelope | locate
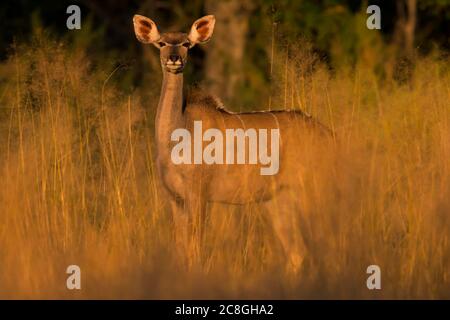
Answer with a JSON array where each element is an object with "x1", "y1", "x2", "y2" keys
[{"x1": 133, "y1": 14, "x2": 331, "y2": 271}]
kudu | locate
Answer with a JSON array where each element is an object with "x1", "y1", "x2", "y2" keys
[{"x1": 133, "y1": 14, "x2": 331, "y2": 270}]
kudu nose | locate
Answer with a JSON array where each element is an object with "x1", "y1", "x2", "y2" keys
[{"x1": 169, "y1": 55, "x2": 181, "y2": 63}]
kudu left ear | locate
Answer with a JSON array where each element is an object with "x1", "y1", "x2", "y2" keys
[{"x1": 188, "y1": 15, "x2": 216, "y2": 46}]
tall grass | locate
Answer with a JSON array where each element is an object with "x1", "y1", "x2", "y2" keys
[{"x1": 0, "y1": 36, "x2": 448, "y2": 299}]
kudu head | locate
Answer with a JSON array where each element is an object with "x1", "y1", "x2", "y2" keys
[{"x1": 133, "y1": 14, "x2": 215, "y2": 74}]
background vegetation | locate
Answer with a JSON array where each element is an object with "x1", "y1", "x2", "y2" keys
[{"x1": 0, "y1": 0, "x2": 448, "y2": 298}]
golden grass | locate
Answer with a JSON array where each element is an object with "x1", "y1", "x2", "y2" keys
[{"x1": 0, "y1": 37, "x2": 448, "y2": 299}]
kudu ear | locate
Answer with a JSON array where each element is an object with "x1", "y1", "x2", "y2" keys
[
  {"x1": 133, "y1": 15, "x2": 161, "y2": 44},
  {"x1": 188, "y1": 15, "x2": 215, "y2": 45}
]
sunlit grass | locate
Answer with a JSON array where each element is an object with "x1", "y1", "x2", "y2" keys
[{"x1": 0, "y1": 37, "x2": 448, "y2": 299}]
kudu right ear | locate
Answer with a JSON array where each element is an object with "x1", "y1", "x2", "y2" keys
[{"x1": 133, "y1": 15, "x2": 161, "y2": 44}]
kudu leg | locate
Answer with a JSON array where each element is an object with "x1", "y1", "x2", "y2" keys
[
  {"x1": 264, "y1": 190, "x2": 306, "y2": 274},
  {"x1": 183, "y1": 187, "x2": 207, "y2": 266},
  {"x1": 169, "y1": 197, "x2": 190, "y2": 266},
  {"x1": 164, "y1": 185, "x2": 207, "y2": 268}
]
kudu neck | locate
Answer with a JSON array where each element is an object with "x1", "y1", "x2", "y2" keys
[
  {"x1": 155, "y1": 70, "x2": 185, "y2": 155},
  {"x1": 161, "y1": 70, "x2": 183, "y2": 91}
]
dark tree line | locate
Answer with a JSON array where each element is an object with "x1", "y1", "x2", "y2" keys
[{"x1": 1, "y1": 0, "x2": 448, "y2": 106}]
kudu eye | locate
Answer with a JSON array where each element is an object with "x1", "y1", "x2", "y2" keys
[
  {"x1": 158, "y1": 42, "x2": 166, "y2": 47},
  {"x1": 182, "y1": 42, "x2": 191, "y2": 48}
]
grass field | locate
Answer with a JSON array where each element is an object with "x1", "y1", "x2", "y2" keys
[{"x1": 0, "y1": 36, "x2": 448, "y2": 299}]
